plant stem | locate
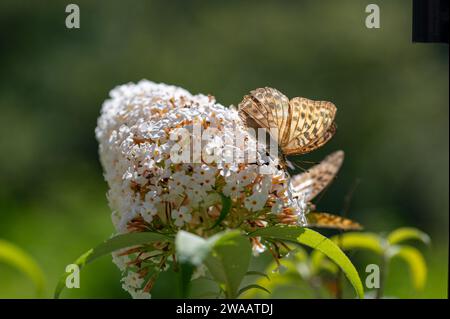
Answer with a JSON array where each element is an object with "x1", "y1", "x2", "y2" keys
[{"x1": 335, "y1": 268, "x2": 343, "y2": 299}]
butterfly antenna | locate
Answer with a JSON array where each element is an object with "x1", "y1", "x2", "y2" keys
[
  {"x1": 291, "y1": 158, "x2": 321, "y2": 173},
  {"x1": 299, "y1": 160, "x2": 320, "y2": 164},
  {"x1": 341, "y1": 178, "x2": 361, "y2": 219},
  {"x1": 292, "y1": 160, "x2": 309, "y2": 173}
]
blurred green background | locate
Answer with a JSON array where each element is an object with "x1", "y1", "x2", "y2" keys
[{"x1": 0, "y1": 0, "x2": 447, "y2": 298}]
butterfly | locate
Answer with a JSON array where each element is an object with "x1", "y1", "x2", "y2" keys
[
  {"x1": 290, "y1": 150, "x2": 362, "y2": 230},
  {"x1": 238, "y1": 87, "x2": 337, "y2": 168}
]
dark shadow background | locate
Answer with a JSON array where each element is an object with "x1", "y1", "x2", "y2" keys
[{"x1": 0, "y1": 0, "x2": 448, "y2": 298}]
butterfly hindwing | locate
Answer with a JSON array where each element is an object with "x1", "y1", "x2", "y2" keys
[
  {"x1": 298, "y1": 122, "x2": 336, "y2": 155},
  {"x1": 290, "y1": 150, "x2": 344, "y2": 202},
  {"x1": 290, "y1": 151, "x2": 363, "y2": 230},
  {"x1": 306, "y1": 212, "x2": 362, "y2": 230}
]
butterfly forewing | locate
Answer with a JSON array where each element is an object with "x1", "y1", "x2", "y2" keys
[
  {"x1": 238, "y1": 87, "x2": 337, "y2": 157},
  {"x1": 249, "y1": 87, "x2": 291, "y2": 143},
  {"x1": 290, "y1": 150, "x2": 344, "y2": 202},
  {"x1": 238, "y1": 94, "x2": 272, "y2": 129}
]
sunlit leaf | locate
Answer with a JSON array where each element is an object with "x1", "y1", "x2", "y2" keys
[
  {"x1": 387, "y1": 245, "x2": 427, "y2": 291},
  {"x1": 387, "y1": 227, "x2": 430, "y2": 246},
  {"x1": 0, "y1": 239, "x2": 46, "y2": 297},
  {"x1": 330, "y1": 233, "x2": 384, "y2": 254},
  {"x1": 311, "y1": 232, "x2": 383, "y2": 274},
  {"x1": 54, "y1": 232, "x2": 172, "y2": 298},
  {"x1": 249, "y1": 226, "x2": 364, "y2": 298}
]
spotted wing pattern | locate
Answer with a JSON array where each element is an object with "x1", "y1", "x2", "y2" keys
[
  {"x1": 290, "y1": 150, "x2": 344, "y2": 202},
  {"x1": 238, "y1": 87, "x2": 290, "y2": 143},
  {"x1": 238, "y1": 87, "x2": 337, "y2": 156},
  {"x1": 290, "y1": 150, "x2": 362, "y2": 230},
  {"x1": 306, "y1": 212, "x2": 362, "y2": 230},
  {"x1": 282, "y1": 97, "x2": 336, "y2": 155}
]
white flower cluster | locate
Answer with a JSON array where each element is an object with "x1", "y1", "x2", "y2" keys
[{"x1": 96, "y1": 80, "x2": 308, "y2": 298}]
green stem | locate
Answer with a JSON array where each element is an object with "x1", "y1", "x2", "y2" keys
[{"x1": 224, "y1": 286, "x2": 235, "y2": 299}]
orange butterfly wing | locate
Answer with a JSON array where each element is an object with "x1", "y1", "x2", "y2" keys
[
  {"x1": 239, "y1": 87, "x2": 291, "y2": 144},
  {"x1": 238, "y1": 88, "x2": 337, "y2": 157},
  {"x1": 306, "y1": 212, "x2": 362, "y2": 230},
  {"x1": 282, "y1": 97, "x2": 337, "y2": 155}
]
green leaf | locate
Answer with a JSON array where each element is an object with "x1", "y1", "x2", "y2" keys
[
  {"x1": 245, "y1": 270, "x2": 270, "y2": 281},
  {"x1": 208, "y1": 194, "x2": 232, "y2": 229},
  {"x1": 0, "y1": 239, "x2": 46, "y2": 297},
  {"x1": 249, "y1": 226, "x2": 364, "y2": 299},
  {"x1": 387, "y1": 227, "x2": 430, "y2": 246},
  {"x1": 237, "y1": 284, "x2": 270, "y2": 297},
  {"x1": 241, "y1": 258, "x2": 313, "y2": 298},
  {"x1": 249, "y1": 225, "x2": 304, "y2": 242},
  {"x1": 387, "y1": 245, "x2": 427, "y2": 291},
  {"x1": 175, "y1": 230, "x2": 250, "y2": 298},
  {"x1": 331, "y1": 233, "x2": 384, "y2": 254},
  {"x1": 204, "y1": 231, "x2": 252, "y2": 298},
  {"x1": 311, "y1": 232, "x2": 383, "y2": 274},
  {"x1": 54, "y1": 232, "x2": 172, "y2": 298},
  {"x1": 188, "y1": 277, "x2": 221, "y2": 298}
]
